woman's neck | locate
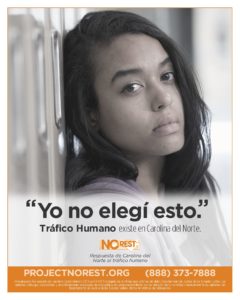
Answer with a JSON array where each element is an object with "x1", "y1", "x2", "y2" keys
[{"x1": 134, "y1": 156, "x2": 164, "y2": 199}]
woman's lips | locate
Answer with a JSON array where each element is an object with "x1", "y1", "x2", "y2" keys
[{"x1": 152, "y1": 122, "x2": 180, "y2": 137}]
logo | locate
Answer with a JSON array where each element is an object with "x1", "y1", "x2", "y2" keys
[{"x1": 100, "y1": 239, "x2": 140, "y2": 250}]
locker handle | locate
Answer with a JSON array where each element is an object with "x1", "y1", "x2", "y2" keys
[
  {"x1": 51, "y1": 30, "x2": 62, "y2": 129},
  {"x1": 34, "y1": 28, "x2": 47, "y2": 145}
]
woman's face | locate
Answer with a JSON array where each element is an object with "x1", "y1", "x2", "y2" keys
[{"x1": 93, "y1": 34, "x2": 184, "y2": 159}]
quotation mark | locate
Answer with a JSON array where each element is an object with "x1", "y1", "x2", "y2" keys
[
  {"x1": 198, "y1": 199, "x2": 208, "y2": 207},
  {"x1": 26, "y1": 199, "x2": 36, "y2": 207}
]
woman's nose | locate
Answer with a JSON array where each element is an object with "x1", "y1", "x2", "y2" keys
[{"x1": 151, "y1": 85, "x2": 172, "y2": 112}]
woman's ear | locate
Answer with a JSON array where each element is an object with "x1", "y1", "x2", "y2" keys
[{"x1": 89, "y1": 111, "x2": 99, "y2": 129}]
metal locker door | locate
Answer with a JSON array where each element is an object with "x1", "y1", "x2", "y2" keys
[
  {"x1": 43, "y1": 8, "x2": 66, "y2": 264},
  {"x1": 8, "y1": 8, "x2": 66, "y2": 265},
  {"x1": 8, "y1": 10, "x2": 50, "y2": 197},
  {"x1": 44, "y1": 8, "x2": 66, "y2": 197},
  {"x1": 8, "y1": 8, "x2": 66, "y2": 198}
]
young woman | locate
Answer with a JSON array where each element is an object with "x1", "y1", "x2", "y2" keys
[
  {"x1": 62, "y1": 11, "x2": 232, "y2": 267},
  {"x1": 63, "y1": 10, "x2": 217, "y2": 198}
]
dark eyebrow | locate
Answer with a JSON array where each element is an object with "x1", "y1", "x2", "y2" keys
[
  {"x1": 160, "y1": 56, "x2": 171, "y2": 67},
  {"x1": 111, "y1": 68, "x2": 143, "y2": 83},
  {"x1": 111, "y1": 56, "x2": 171, "y2": 84}
]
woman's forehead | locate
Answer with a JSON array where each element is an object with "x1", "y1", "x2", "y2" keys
[{"x1": 93, "y1": 34, "x2": 169, "y2": 78}]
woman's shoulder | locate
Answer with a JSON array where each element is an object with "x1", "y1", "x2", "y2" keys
[{"x1": 75, "y1": 176, "x2": 144, "y2": 198}]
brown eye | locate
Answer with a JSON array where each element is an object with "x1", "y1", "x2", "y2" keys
[
  {"x1": 122, "y1": 83, "x2": 143, "y2": 94},
  {"x1": 161, "y1": 72, "x2": 175, "y2": 81}
]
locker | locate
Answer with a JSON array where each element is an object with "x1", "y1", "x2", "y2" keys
[
  {"x1": 8, "y1": 8, "x2": 68, "y2": 264},
  {"x1": 8, "y1": 8, "x2": 66, "y2": 197}
]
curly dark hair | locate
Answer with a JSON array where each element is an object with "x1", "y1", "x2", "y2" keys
[{"x1": 63, "y1": 10, "x2": 217, "y2": 194}]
